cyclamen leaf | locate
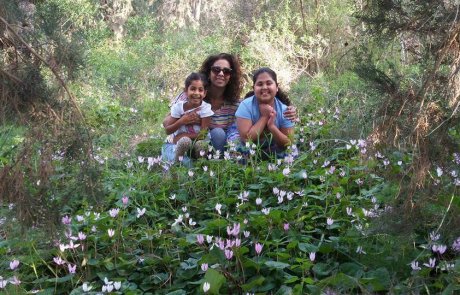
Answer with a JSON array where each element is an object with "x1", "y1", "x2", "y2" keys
[
  {"x1": 203, "y1": 269, "x2": 226, "y2": 294},
  {"x1": 264, "y1": 260, "x2": 290, "y2": 269},
  {"x1": 241, "y1": 276, "x2": 265, "y2": 291}
]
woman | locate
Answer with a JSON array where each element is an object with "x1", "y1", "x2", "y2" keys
[
  {"x1": 235, "y1": 67, "x2": 294, "y2": 156},
  {"x1": 162, "y1": 53, "x2": 296, "y2": 162}
]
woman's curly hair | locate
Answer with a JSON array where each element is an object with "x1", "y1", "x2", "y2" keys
[{"x1": 199, "y1": 53, "x2": 242, "y2": 104}]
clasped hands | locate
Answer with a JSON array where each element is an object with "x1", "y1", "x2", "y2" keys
[
  {"x1": 259, "y1": 104, "x2": 277, "y2": 130},
  {"x1": 179, "y1": 108, "x2": 201, "y2": 125}
]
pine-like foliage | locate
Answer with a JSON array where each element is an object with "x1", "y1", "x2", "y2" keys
[{"x1": 355, "y1": 0, "x2": 460, "y2": 198}]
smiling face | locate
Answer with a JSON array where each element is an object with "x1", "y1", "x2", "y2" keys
[
  {"x1": 253, "y1": 72, "x2": 278, "y2": 105},
  {"x1": 209, "y1": 59, "x2": 232, "y2": 89},
  {"x1": 185, "y1": 79, "x2": 207, "y2": 108}
]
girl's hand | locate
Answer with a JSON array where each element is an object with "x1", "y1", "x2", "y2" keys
[
  {"x1": 180, "y1": 111, "x2": 201, "y2": 125},
  {"x1": 267, "y1": 109, "x2": 277, "y2": 129},
  {"x1": 259, "y1": 104, "x2": 274, "y2": 117},
  {"x1": 283, "y1": 105, "x2": 298, "y2": 122}
]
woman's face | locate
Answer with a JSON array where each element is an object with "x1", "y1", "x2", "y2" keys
[
  {"x1": 253, "y1": 72, "x2": 278, "y2": 104},
  {"x1": 209, "y1": 59, "x2": 232, "y2": 89}
]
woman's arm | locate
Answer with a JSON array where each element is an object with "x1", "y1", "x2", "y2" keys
[
  {"x1": 163, "y1": 112, "x2": 201, "y2": 135},
  {"x1": 201, "y1": 116, "x2": 211, "y2": 130},
  {"x1": 283, "y1": 105, "x2": 298, "y2": 122}
]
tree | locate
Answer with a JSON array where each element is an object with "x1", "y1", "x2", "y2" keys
[{"x1": 355, "y1": 0, "x2": 460, "y2": 202}]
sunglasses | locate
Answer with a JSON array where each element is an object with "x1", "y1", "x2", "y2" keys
[{"x1": 211, "y1": 66, "x2": 232, "y2": 76}]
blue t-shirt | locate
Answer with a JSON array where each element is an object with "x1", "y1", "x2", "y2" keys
[{"x1": 235, "y1": 95, "x2": 294, "y2": 129}]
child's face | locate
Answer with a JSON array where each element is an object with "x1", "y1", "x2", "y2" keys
[
  {"x1": 253, "y1": 72, "x2": 278, "y2": 105},
  {"x1": 186, "y1": 80, "x2": 207, "y2": 108}
]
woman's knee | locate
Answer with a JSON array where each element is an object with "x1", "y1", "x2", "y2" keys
[{"x1": 210, "y1": 128, "x2": 226, "y2": 149}]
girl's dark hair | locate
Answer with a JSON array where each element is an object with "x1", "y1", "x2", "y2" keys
[
  {"x1": 199, "y1": 53, "x2": 242, "y2": 104},
  {"x1": 184, "y1": 72, "x2": 208, "y2": 89},
  {"x1": 247, "y1": 67, "x2": 291, "y2": 106}
]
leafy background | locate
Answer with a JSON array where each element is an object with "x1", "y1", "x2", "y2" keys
[{"x1": 0, "y1": 0, "x2": 459, "y2": 294}]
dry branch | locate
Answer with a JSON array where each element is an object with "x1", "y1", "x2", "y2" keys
[{"x1": 0, "y1": 16, "x2": 84, "y2": 121}]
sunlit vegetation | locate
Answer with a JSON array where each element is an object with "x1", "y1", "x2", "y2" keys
[{"x1": 1, "y1": 0, "x2": 459, "y2": 294}]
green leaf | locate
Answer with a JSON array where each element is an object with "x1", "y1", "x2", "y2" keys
[
  {"x1": 180, "y1": 257, "x2": 198, "y2": 270},
  {"x1": 298, "y1": 243, "x2": 318, "y2": 253},
  {"x1": 46, "y1": 274, "x2": 74, "y2": 283},
  {"x1": 360, "y1": 267, "x2": 390, "y2": 292},
  {"x1": 248, "y1": 183, "x2": 265, "y2": 189},
  {"x1": 275, "y1": 285, "x2": 293, "y2": 295},
  {"x1": 339, "y1": 262, "x2": 363, "y2": 277},
  {"x1": 241, "y1": 276, "x2": 265, "y2": 291},
  {"x1": 265, "y1": 260, "x2": 290, "y2": 269},
  {"x1": 312, "y1": 262, "x2": 334, "y2": 277},
  {"x1": 203, "y1": 268, "x2": 226, "y2": 294},
  {"x1": 318, "y1": 273, "x2": 357, "y2": 290},
  {"x1": 166, "y1": 290, "x2": 187, "y2": 295}
]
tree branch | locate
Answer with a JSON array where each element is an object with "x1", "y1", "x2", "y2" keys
[
  {"x1": 0, "y1": 16, "x2": 84, "y2": 121},
  {"x1": 0, "y1": 67, "x2": 23, "y2": 84}
]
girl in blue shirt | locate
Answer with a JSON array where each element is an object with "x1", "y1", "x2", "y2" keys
[{"x1": 235, "y1": 67, "x2": 295, "y2": 156}]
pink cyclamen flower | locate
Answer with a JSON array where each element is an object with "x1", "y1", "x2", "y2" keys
[
  {"x1": 197, "y1": 234, "x2": 205, "y2": 245},
  {"x1": 78, "y1": 232, "x2": 87, "y2": 241},
  {"x1": 432, "y1": 244, "x2": 447, "y2": 254},
  {"x1": 10, "y1": 259, "x2": 20, "y2": 270},
  {"x1": 235, "y1": 238, "x2": 241, "y2": 247},
  {"x1": 255, "y1": 243, "x2": 263, "y2": 255},
  {"x1": 423, "y1": 258, "x2": 436, "y2": 268},
  {"x1": 61, "y1": 215, "x2": 71, "y2": 225},
  {"x1": 227, "y1": 223, "x2": 240, "y2": 237},
  {"x1": 225, "y1": 249, "x2": 233, "y2": 260},
  {"x1": 411, "y1": 261, "x2": 421, "y2": 271},
  {"x1": 201, "y1": 263, "x2": 208, "y2": 271},
  {"x1": 327, "y1": 218, "x2": 334, "y2": 226},
  {"x1": 9, "y1": 276, "x2": 20, "y2": 285},
  {"x1": 283, "y1": 223, "x2": 290, "y2": 231},
  {"x1": 452, "y1": 237, "x2": 460, "y2": 251},
  {"x1": 122, "y1": 195, "x2": 129, "y2": 206},
  {"x1": 68, "y1": 264, "x2": 77, "y2": 274},
  {"x1": 309, "y1": 252, "x2": 316, "y2": 262},
  {"x1": 109, "y1": 208, "x2": 120, "y2": 218},
  {"x1": 0, "y1": 278, "x2": 7, "y2": 288},
  {"x1": 53, "y1": 257, "x2": 65, "y2": 265}
]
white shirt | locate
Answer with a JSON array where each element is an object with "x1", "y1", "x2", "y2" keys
[{"x1": 170, "y1": 100, "x2": 214, "y2": 137}]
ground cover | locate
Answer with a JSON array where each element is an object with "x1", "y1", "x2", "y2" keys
[{"x1": 0, "y1": 107, "x2": 459, "y2": 294}]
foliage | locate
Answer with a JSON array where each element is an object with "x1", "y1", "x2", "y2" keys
[
  {"x1": 1, "y1": 0, "x2": 460, "y2": 294},
  {"x1": 0, "y1": 107, "x2": 459, "y2": 294},
  {"x1": 353, "y1": 0, "x2": 460, "y2": 198}
]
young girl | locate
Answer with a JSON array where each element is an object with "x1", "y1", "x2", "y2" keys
[
  {"x1": 165, "y1": 72, "x2": 214, "y2": 161},
  {"x1": 235, "y1": 67, "x2": 294, "y2": 157}
]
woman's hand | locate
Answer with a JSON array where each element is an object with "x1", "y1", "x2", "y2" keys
[{"x1": 283, "y1": 105, "x2": 298, "y2": 122}]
